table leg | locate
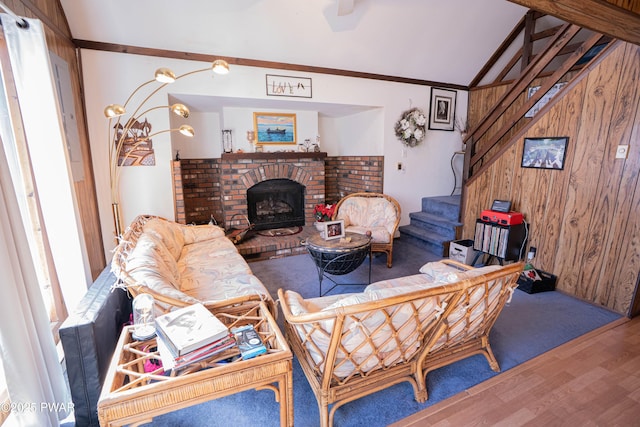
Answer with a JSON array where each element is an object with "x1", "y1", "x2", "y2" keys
[{"x1": 278, "y1": 370, "x2": 294, "y2": 427}]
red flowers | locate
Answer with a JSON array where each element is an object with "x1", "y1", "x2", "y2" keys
[{"x1": 314, "y1": 203, "x2": 335, "y2": 222}]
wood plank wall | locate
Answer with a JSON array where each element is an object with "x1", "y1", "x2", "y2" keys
[
  {"x1": 463, "y1": 41, "x2": 640, "y2": 315},
  {"x1": 4, "y1": 0, "x2": 105, "y2": 279}
]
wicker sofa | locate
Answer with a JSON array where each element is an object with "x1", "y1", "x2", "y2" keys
[
  {"x1": 332, "y1": 192, "x2": 400, "y2": 267},
  {"x1": 278, "y1": 260, "x2": 523, "y2": 427},
  {"x1": 111, "y1": 215, "x2": 274, "y2": 315}
]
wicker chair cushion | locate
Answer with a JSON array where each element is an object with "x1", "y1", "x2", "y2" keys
[
  {"x1": 367, "y1": 263, "x2": 507, "y2": 351},
  {"x1": 335, "y1": 196, "x2": 398, "y2": 237},
  {"x1": 365, "y1": 264, "x2": 509, "y2": 347}
]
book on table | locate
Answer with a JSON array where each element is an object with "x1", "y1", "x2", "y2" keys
[
  {"x1": 157, "y1": 332, "x2": 237, "y2": 371},
  {"x1": 155, "y1": 303, "x2": 230, "y2": 357}
]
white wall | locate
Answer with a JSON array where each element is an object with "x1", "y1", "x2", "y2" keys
[{"x1": 81, "y1": 50, "x2": 467, "y2": 258}]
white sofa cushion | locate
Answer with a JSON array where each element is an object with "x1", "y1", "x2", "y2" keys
[{"x1": 142, "y1": 218, "x2": 186, "y2": 260}]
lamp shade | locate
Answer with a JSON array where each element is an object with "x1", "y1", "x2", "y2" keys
[
  {"x1": 179, "y1": 124, "x2": 195, "y2": 137},
  {"x1": 104, "y1": 104, "x2": 126, "y2": 118},
  {"x1": 154, "y1": 67, "x2": 176, "y2": 83},
  {"x1": 212, "y1": 59, "x2": 230, "y2": 75},
  {"x1": 170, "y1": 103, "x2": 190, "y2": 118}
]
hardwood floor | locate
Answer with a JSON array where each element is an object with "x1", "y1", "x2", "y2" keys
[{"x1": 392, "y1": 316, "x2": 640, "y2": 426}]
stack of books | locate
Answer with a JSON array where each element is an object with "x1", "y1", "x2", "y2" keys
[{"x1": 155, "y1": 303, "x2": 236, "y2": 371}]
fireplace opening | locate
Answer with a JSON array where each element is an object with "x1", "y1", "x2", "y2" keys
[{"x1": 247, "y1": 179, "x2": 305, "y2": 230}]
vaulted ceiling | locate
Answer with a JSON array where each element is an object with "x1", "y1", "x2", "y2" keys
[{"x1": 60, "y1": 0, "x2": 640, "y2": 88}]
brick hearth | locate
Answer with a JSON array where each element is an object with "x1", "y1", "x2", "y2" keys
[{"x1": 235, "y1": 225, "x2": 316, "y2": 263}]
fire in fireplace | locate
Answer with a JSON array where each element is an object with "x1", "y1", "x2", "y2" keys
[{"x1": 246, "y1": 179, "x2": 305, "y2": 230}]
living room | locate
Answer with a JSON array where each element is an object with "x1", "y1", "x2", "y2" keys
[{"x1": 1, "y1": 0, "x2": 640, "y2": 426}]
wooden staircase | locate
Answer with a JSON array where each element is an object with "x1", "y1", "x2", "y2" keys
[{"x1": 400, "y1": 11, "x2": 613, "y2": 255}]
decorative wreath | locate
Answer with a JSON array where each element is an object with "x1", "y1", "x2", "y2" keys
[{"x1": 394, "y1": 108, "x2": 427, "y2": 147}]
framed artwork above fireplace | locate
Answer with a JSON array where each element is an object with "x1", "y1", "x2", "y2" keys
[{"x1": 253, "y1": 112, "x2": 297, "y2": 145}]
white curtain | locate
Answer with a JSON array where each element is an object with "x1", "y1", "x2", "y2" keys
[{"x1": 0, "y1": 14, "x2": 72, "y2": 426}]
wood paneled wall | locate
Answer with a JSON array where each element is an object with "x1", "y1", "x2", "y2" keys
[
  {"x1": 463, "y1": 41, "x2": 640, "y2": 315},
  {"x1": 5, "y1": 0, "x2": 105, "y2": 279}
]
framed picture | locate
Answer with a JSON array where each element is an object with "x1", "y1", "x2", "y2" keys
[
  {"x1": 266, "y1": 74, "x2": 312, "y2": 98},
  {"x1": 323, "y1": 220, "x2": 345, "y2": 241},
  {"x1": 428, "y1": 87, "x2": 457, "y2": 131},
  {"x1": 521, "y1": 137, "x2": 569, "y2": 170},
  {"x1": 253, "y1": 112, "x2": 297, "y2": 145}
]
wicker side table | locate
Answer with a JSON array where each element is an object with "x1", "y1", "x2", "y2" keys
[
  {"x1": 305, "y1": 231, "x2": 372, "y2": 296},
  {"x1": 97, "y1": 302, "x2": 293, "y2": 427}
]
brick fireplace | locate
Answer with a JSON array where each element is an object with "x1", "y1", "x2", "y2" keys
[{"x1": 219, "y1": 152, "x2": 326, "y2": 229}]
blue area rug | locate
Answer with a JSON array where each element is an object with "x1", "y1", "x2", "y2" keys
[{"x1": 148, "y1": 239, "x2": 621, "y2": 427}]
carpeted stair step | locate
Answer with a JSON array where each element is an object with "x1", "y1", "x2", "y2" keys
[
  {"x1": 398, "y1": 224, "x2": 449, "y2": 256},
  {"x1": 421, "y1": 195, "x2": 461, "y2": 221},
  {"x1": 408, "y1": 211, "x2": 461, "y2": 241},
  {"x1": 399, "y1": 194, "x2": 462, "y2": 257}
]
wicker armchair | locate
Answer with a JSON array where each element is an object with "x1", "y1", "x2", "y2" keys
[{"x1": 332, "y1": 192, "x2": 401, "y2": 267}]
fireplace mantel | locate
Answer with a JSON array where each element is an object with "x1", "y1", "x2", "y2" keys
[{"x1": 221, "y1": 152, "x2": 327, "y2": 161}]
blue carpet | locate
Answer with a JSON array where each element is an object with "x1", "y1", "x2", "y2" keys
[{"x1": 146, "y1": 239, "x2": 621, "y2": 427}]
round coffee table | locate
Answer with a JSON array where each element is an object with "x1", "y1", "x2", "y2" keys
[{"x1": 305, "y1": 231, "x2": 372, "y2": 296}]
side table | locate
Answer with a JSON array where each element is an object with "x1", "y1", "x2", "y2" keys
[
  {"x1": 305, "y1": 231, "x2": 372, "y2": 296},
  {"x1": 97, "y1": 302, "x2": 293, "y2": 426}
]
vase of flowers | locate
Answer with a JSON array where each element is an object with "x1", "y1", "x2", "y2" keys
[{"x1": 313, "y1": 203, "x2": 335, "y2": 230}]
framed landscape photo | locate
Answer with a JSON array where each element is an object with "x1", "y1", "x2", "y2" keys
[
  {"x1": 323, "y1": 220, "x2": 345, "y2": 241},
  {"x1": 428, "y1": 87, "x2": 456, "y2": 131},
  {"x1": 521, "y1": 137, "x2": 568, "y2": 170},
  {"x1": 253, "y1": 112, "x2": 297, "y2": 145}
]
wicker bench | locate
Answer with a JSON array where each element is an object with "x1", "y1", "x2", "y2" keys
[{"x1": 278, "y1": 260, "x2": 523, "y2": 427}]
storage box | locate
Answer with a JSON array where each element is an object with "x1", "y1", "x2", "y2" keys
[
  {"x1": 517, "y1": 269, "x2": 557, "y2": 294},
  {"x1": 449, "y1": 239, "x2": 478, "y2": 265}
]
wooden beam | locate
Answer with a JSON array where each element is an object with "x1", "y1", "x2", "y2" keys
[
  {"x1": 73, "y1": 40, "x2": 468, "y2": 91},
  {"x1": 508, "y1": 0, "x2": 640, "y2": 46}
]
